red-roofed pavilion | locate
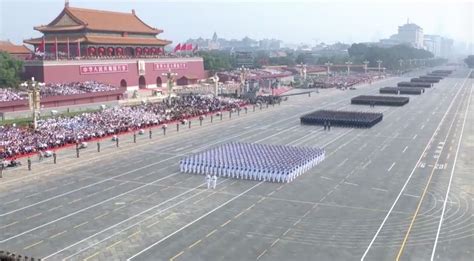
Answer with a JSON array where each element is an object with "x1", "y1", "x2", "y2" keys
[{"x1": 22, "y1": 2, "x2": 205, "y2": 90}]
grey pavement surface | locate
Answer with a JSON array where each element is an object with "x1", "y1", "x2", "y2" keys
[{"x1": 0, "y1": 67, "x2": 472, "y2": 261}]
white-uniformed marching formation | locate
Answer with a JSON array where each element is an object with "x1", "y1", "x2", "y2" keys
[{"x1": 179, "y1": 142, "x2": 325, "y2": 183}]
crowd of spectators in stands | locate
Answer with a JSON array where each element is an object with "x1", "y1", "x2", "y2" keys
[
  {"x1": 0, "y1": 81, "x2": 118, "y2": 102},
  {"x1": 0, "y1": 95, "x2": 244, "y2": 159},
  {"x1": 40, "y1": 81, "x2": 117, "y2": 97},
  {"x1": 0, "y1": 89, "x2": 23, "y2": 102},
  {"x1": 310, "y1": 73, "x2": 385, "y2": 89}
]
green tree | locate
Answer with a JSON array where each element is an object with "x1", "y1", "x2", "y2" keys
[
  {"x1": 464, "y1": 55, "x2": 474, "y2": 68},
  {"x1": 0, "y1": 51, "x2": 23, "y2": 88}
]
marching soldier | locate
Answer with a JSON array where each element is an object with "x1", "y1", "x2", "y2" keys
[
  {"x1": 53, "y1": 151, "x2": 57, "y2": 164},
  {"x1": 212, "y1": 175, "x2": 217, "y2": 189},
  {"x1": 116, "y1": 136, "x2": 119, "y2": 147},
  {"x1": 206, "y1": 174, "x2": 211, "y2": 189},
  {"x1": 133, "y1": 132, "x2": 137, "y2": 143},
  {"x1": 97, "y1": 142, "x2": 101, "y2": 152},
  {"x1": 76, "y1": 147, "x2": 80, "y2": 158},
  {"x1": 149, "y1": 128, "x2": 152, "y2": 139}
]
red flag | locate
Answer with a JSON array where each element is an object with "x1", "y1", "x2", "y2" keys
[
  {"x1": 173, "y1": 43, "x2": 181, "y2": 52},
  {"x1": 186, "y1": 43, "x2": 193, "y2": 51},
  {"x1": 180, "y1": 43, "x2": 187, "y2": 51}
]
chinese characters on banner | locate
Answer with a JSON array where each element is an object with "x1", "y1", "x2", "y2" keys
[
  {"x1": 154, "y1": 63, "x2": 187, "y2": 71},
  {"x1": 79, "y1": 64, "x2": 129, "y2": 75}
]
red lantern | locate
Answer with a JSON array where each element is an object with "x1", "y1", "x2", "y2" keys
[
  {"x1": 143, "y1": 47, "x2": 149, "y2": 55},
  {"x1": 107, "y1": 47, "x2": 114, "y2": 56},
  {"x1": 116, "y1": 47, "x2": 123, "y2": 56},
  {"x1": 136, "y1": 47, "x2": 142, "y2": 56},
  {"x1": 98, "y1": 47, "x2": 105, "y2": 56},
  {"x1": 88, "y1": 47, "x2": 96, "y2": 56}
]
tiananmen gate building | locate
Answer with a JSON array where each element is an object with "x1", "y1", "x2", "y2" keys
[{"x1": 23, "y1": 2, "x2": 206, "y2": 90}]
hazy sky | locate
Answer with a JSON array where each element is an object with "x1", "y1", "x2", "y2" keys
[{"x1": 0, "y1": 0, "x2": 472, "y2": 46}]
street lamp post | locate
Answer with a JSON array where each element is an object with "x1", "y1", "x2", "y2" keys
[
  {"x1": 363, "y1": 60, "x2": 369, "y2": 74},
  {"x1": 239, "y1": 66, "x2": 249, "y2": 97},
  {"x1": 162, "y1": 69, "x2": 178, "y2": 102},
  {"x1": 21, "y1": 77, "x2": 44, "y2": 130},
  {"x1": 345, "y1": 61, "x2": 353, "y2": 76},
  {"x1": 376, "y1": 60, "x2": 383, "y2": 72},
  {"x1": 210, "y1": 73, "x2": 220, "y2": 97},
  {"x1": 398, "y1": 59, "x2": 403, "y2": 75},
  {"x1": 324, "y1": 62, "x2": 332, "y2": 78}
]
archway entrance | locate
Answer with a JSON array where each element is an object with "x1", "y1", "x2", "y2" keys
[
  {"x1": 139, "y1": 76, "x2": 147, "y2": 89},
  {"x1": 156, "y1": 77, "x2": 162, "y2": 88},
  {"x1": 120, "y1": 79, "x2": 127, "y2": 88}
]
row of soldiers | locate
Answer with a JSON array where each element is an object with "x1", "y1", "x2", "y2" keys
[
  {"x1": 179, "y1": 142, "x2": 325, "y2": 183},
  {"x1": 301, "y1": 110, "x2": 383, "y2": 128}
]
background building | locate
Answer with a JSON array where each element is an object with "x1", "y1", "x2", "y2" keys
[{"x1": 22, "y1": 3, "x2": 206, "y2": 90}]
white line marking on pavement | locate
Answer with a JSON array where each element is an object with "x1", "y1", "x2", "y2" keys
[
  {"x1": 412, "y1": 134, "x2": 418, "y2": 140},
  {"x1": 387, "y1": 162, "x2": 396, "y2": 172},
  {"x1": 320, "y1": 176, "x2": 333, "y2": 181},
  {"x1": 43, "y1": 179, "x2": 228, "y2": 260},
  {"x1": 360, "y1": 70, "x2": 470, "y2": 260},
  {"x1": 0, "y1": 171, "x2": 181, "y2": 244},
  {"x1": 403, "y1": 194, "x2": 420, "y2": 198},
  {"x1": 402, "y1": 146, "x2": 408, "y2": 153},
  {"x1": 431, "y1": 73, "x2": 472, "y2": 261},
  {"x1": 127, "y1": 182, "x2": 263, "y2": 260},
  {"x1": 371, "y1": 188, "x2": 388, "y2": 192},
  {"x1": 344, "y1": 182, "x2": 359, "y2": 186}
]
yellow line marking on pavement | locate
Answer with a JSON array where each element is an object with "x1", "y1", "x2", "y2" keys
[
  {"x1": 128, "y1": 230, "x2": 141, "y2": 239},
  {"x1": 25, "y1": 212, "x2": 43, "y2": 219},
  {"x1": 94, "y1": 212, "x2": 110, "y2": 220},
  {"x1": 83, "y1": 251, "x2": 100, "y2": 261},
  {"x1": 68, "y1": 198, "x2": 83, "y2": 204},
  {"x1": 256, "y1": 249, "x2": 268, "y2": 260},
  {"x1": 396, "y1": 153, "x2": 445, "y2": 260},
  {"x1": 147, "y1": 220, "x2": 161, "y2": 228},
  {"x1": 23, "y1": 240, "x2": 43, "y2": 250},
  {"x1": 49, "y1": 230, "x2": 67, "y2": 239},
  {"x1": 246, "y1": 203, "x2": 256, "y2": 211},
  {"x1": 106, "y1": 240, "x2": 123, "y2": 250},
  {"x1": 0, "y1": 221, "x2": 18, "y2": 229},
  {"x1": 220, "y1": 219, "x2": 232, "y2": 227},
  {"x1": 47, "y1": 204, "x2": 63, "y2": 212},
  {"x1": 206, "y1": 229, "x2": 217, "y2": 238},
  {"x1": 130, "y1": 198, "x2": 142, "y2": 204},
  {"x1": 73, "y1": 221, "x2": 89, "y2": 229},
  {"x1": 271, "y1": 238, "x2": 280, "y2": 247},
  {"x1": 234, "y1": 211, "x2": 245, "y2": 219},
  {"x1": 188, "y1": 239, "x2": 202, "y2": 249},
  {"x1": 170, "y1": 251, "x2": 184, "y2": 261}
]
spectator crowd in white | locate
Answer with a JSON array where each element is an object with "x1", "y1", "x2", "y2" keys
[
  {"x1": 40, "y1": 81, "x2": 117, "y2": 97},
  {"x1": 311, "y1": 73, "x2": 385, "y2": 88},
  {"x1": 0, "y1": 89, "x2": 23, "y2": 102},
  {"x1": 0, "y1": 95, "x2": 244, "y2": 159},
  {"x1": 0, "y1": 81, "x2": 118, "y2": 102}
]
